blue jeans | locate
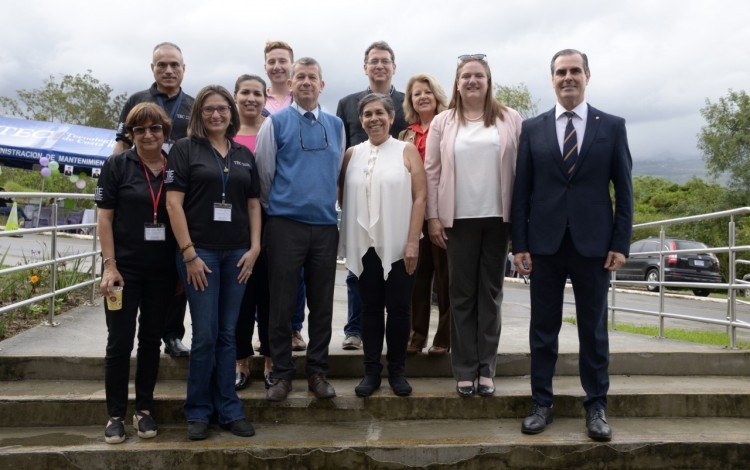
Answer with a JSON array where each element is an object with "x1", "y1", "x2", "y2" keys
[
  {"x1": 177, "y1": 248, "x2": 247, "y2": 425},
  {"x1": 344, "y1": 270, "x2": 362, "y2": 337}
]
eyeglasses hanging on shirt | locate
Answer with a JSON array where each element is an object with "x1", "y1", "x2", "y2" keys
[{"x1": 296, "y1": 106, "x2": 329, "y2": 151}]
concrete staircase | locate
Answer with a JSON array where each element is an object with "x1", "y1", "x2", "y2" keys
[
  {"x1": 2, "y1": 274, "x2": 750, "y2": 469},
  {"x1": 1, "y1": 348, "x2": 749, "y2": 469}
]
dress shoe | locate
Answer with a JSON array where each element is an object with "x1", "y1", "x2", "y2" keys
[
  {"x1": 308, "y1": 373, "x2": 336, "y2": 399},
  {"x1": 456, "y1": 382, "x2": 475, "y2": 398},
  {"x1": 235, "y1": 371, "x2": 249, "y2": 391},
  {"x1": 521, "y1": 403, "x2": 554, "y2": 434},
  {"x1": 388, "y1": 376, "x2": 412, "y2": 397},
  {"x1": 354, "y1": 375, "x2": 381, "y2": 397},
  {"x1": 291, "y1": 330, "x2": 307, "y2": 351},
  {"x1": 586, "y1": 408, "x2": 612, "y2": 441},
  {"x1": 266, "y1": 378, "x2": 292, "y2": 402},
  {"x1": 164, "y1": 338, "x2": 189, "y2": 358},
  {"x1": 477, "y1": 380, "x2": 495, "y2": 397},
  {"x1": 427, "y1": 345, "x2": 449, "y2": 356},
  {"x1": 220, "y1": 418, "x2": 255, "y2": 437},
  {"x1": 187, "y1": 422, "x2": 209, "y2": 441}
]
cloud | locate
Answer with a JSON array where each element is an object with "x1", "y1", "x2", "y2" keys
[{"x1": 2, "y1": 0, "x2": 748, "y2": 161}]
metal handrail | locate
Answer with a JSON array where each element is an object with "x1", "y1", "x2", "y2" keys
[
  {"x1": 0, "y1": 191, "x2": 99, "y2": 326},
  {"x1": 609, "y1": 207, "x2": 750, "y2": 349}
]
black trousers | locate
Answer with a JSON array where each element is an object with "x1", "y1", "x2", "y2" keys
[
  {"x1": 105, "y1": 268, "x2": 177, "y2": 418},
  {"x1": 162, "y1": 288, "x2": 186, "y2": 342},
  {"x1": 529, "y1": 230, "x2": 610, "y2": 410},
  {"x1": 265, "y1": 217, "x2": 338, "y2": 381},
  {"x1": 357, "y1": 248, "x2": 415, "y2": 377},
  {"x1": 445, "y1": 218, "x2": 508, "y2": 381},
  {"x1": 235, "y1": 213, "x2": 271, "y2": 359}
]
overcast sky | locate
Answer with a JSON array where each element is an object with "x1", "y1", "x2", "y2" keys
[{"x1": 2, "y1": 0, "x2": 748, "y2": 166}]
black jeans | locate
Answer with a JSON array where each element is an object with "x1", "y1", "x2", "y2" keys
[
  {"x1": 357, "y1": 248, "x2": 415, "y2": 378},
  {"x1": 105, "y1": 268, "x2": 177, "y2": 418}
]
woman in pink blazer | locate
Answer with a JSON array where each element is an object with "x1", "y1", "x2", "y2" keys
[{"x1": 424, "y1": 54, "x2": 522, "y2": 398}]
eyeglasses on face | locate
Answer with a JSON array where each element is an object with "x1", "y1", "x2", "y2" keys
[
  {"x1": 458, "y1": 54, "x2": 487, "y2": 63},
  {"x1": 130, "y1": 124, "x2": 164, "y2": 135},
  {"x1": 366, "y1": 58, "x2": 393, "y2": 66},
  {"x1": 201, "y1": 105, "x2": 233, "y2": 117},
  {"x1": 154, "y1": 61, "x2": 183, "y2": 71}
]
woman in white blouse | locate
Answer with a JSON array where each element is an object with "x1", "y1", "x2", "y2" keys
[
  {"x1": 338, "y1": 93, "x2": 426, "y2": 398},
  {"x1": 424, "y1": 55, "x2": 522, "y2": 398}
]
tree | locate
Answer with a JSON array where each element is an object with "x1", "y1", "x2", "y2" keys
[
  {"x1": 494, "y1": 82, "x2": 539, "y2": 119},
  {"x1": 0, "y1": 70, "x2": 127, "y2": 129},
  {"x1": 698, "y1": 89, "x2": 750, "y2": 196}
]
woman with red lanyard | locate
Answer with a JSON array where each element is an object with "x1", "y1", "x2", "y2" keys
[{"x1": 97, "y1": 102, "x2": 178, "y2": 444}]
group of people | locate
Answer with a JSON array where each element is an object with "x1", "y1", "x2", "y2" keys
[{"x1": 95, "y1": 39, "x2": 633, "y2": 445}]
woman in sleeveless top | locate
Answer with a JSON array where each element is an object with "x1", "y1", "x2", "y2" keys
[{"x1": 338, "y1": 93, "x2": 426, "y2": 397}]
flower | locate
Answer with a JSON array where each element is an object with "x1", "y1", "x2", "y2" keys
[{"x1": 30, "y1": 275, "x2": 39, "y2": 284}]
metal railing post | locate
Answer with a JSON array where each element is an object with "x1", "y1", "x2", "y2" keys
[
  {"x1": 658, "y1": 227, "x2": 666, "y2": 338},
  {"x1": 728, "y1": 216, "x2": 737, "y2": 348},
  {"x1": 46, "y1": 200, "x2": 59, "y2": 326}
]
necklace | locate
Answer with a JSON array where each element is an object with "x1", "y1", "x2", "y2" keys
[{"x1": 465, "y1": 112, "x2": 484, "y2": 122}]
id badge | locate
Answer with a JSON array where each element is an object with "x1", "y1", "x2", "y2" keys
[
  {"x1": 214, "y1": 203, "x2": 232, "y2": 222},
  {"x1": 144, "y1": 223, "x2": 166, "y2": 241},
  {"x1": 162, "y1": 141, "x2": 174, "y2": 154}
]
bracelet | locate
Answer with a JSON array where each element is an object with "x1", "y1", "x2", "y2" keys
[
  {"x1": 183, "y1": 255, "x2": 199, "y2": 264},
  {"x1": 103, "y1": 257, "x2": 116, "y2": 266},
  {"x1": 180, "y1": 242, "x2": 195, "y2": 254}
]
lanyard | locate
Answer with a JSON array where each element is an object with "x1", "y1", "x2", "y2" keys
[
  {"x1": 139, "y1": 156, "x2": 166, "y2": 223},
  {"x1": 155, "y1": 91, "x2": 184, "y2": 140},
  {"x1": 211, "y1": 145, "x2": 232, "y2": 203}
]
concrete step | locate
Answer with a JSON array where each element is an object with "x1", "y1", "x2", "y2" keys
[
  {"x1": 1, "y1": 376, "x2": 748, "y2": 427},
  {"x1": 2, "y1": 349, "x2": 749, "y2": 381},
  {"x1": 0, "y1": 418, "x2": 748, "y2": 469}
]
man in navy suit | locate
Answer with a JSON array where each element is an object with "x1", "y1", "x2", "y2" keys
[{"x1": 511, "y1": 49, "x2": 633, "y2": 441}]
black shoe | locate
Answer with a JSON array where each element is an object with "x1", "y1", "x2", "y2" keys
[
  {"x1": 586, "y1": 408, "x2": 612, "y2": 441},
  {"x1": 355, "y1": 375, "x2": 381, "y2": 397},
  {"x1": 164, "y1": 338, "x2": 189, "y2": 357},
  {"x1": 477, "y1": 381, "x2": 496, "y2": 397},
  {"x1": 132, "y1": 410, "x2": 158, "y2": 439},
  {"x1": 187, "y1": 421, "x2": 209, "y2": 441},
  {"x1": 388, "y1": 376, "x2": 412, "y2": 397},
  {"x1": 220, "y1": 418, "x2": 255, "y2": 437},
  {"x1": 456, "y1": 383, "x2": 475, "y2": 398},
  {"x1": 235, "y1": 371, "x2": 249, "y2": 390},
  {"x1": 264, "y1": 374, "x2": 273, "y2": 390},
  {"x1": 521, "y1": 403, "x2": 554, "y2": 435},
  {"x1": 104, "y1": 417, "x2": 126, "y2": 444},
  {"x1": 308, "y1": 373, "x2": 336, "y2": 399},
  {"x1": 266, "y1": 378, "x2": 292, "y2": 402}
]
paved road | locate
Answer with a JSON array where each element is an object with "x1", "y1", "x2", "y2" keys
[
  {"x1": 0, "y1": 232, "x2": 99, "y2": 271},
  {"x1": 2, "y1": 233, "x2": 748, "y2": 344}
]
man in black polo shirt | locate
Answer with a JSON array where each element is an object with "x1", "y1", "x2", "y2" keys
[
  {"x1": 114, "y1": 42, "x2": 194, "y2": 155},
  {"x1": 113, "y1": 41, "x2": 194, "y2": 358},
  {"x1": 335, "y1": 40, "x2": 408, "y2": 351}
]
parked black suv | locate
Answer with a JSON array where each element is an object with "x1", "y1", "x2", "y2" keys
[{"x1": 616, "y1": 237, "x2": 722, "y2": 296}]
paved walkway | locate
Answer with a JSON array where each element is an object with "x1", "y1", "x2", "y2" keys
[{"x1": 1, "y1": 266, "x2": 723, "y2": 359}]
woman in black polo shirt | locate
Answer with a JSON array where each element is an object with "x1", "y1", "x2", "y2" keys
[
  {"x1": 97, "y1": 102, "x2": 177, "y2": 444},
  {"x1": 166, "y1": 85, "x2": 261, "y2": 441}
]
